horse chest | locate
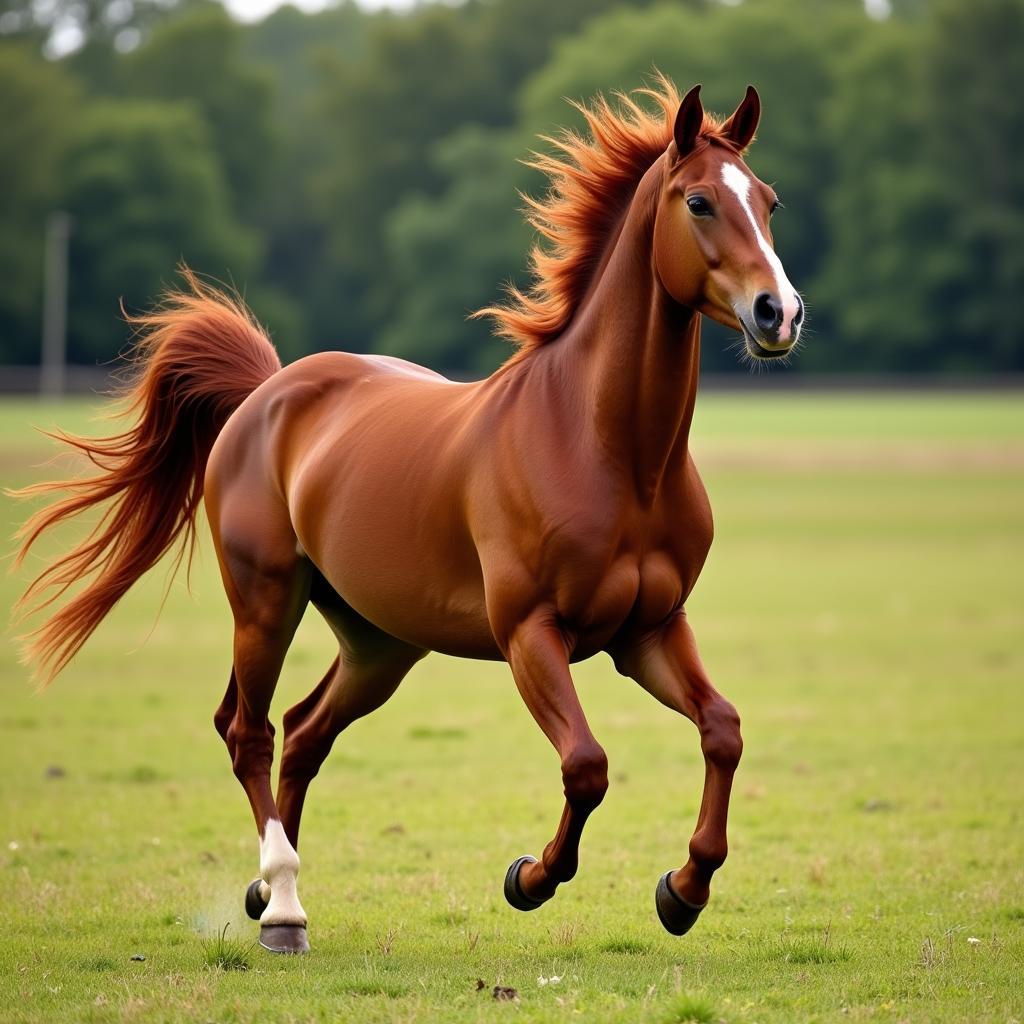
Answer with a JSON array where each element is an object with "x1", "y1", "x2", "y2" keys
[{"x1": 551, "y1": 487, "x2": 713, "y2": 658}]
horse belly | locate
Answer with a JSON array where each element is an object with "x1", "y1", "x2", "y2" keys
[
  {"x1": 291, "y1": 450, "x2": 500, "y2": 659},
  {"x1": 329, "y1": 549, "x2": 499, "y2": 659}
]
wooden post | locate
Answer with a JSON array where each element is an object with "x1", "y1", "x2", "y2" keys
[{"x1": 41, "y1": 211, "x2": 72, "y2": 398}]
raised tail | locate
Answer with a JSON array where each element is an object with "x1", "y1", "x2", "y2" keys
[{"x1": 10, "y1": 268, "x2": 281, "y2": 683}]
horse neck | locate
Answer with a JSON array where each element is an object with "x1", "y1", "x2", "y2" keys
[{"x1": 552, "y1": 158, "x2": 702, "y2": 502}]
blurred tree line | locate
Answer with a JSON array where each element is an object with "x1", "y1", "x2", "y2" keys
[{"x1": 1, "y1": 0, "x2": 1021, "y2": 375}]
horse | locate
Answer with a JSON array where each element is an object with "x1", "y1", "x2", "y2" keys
[{"x1": 13, "y1": 77, "x2": 803, "y2": 955}]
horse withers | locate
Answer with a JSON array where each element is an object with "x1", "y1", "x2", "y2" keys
[{"x1": 13, "y1": 78, "x2": 803, "y2": 954}]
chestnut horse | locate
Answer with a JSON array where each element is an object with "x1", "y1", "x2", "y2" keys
[{"x1": 14, "y1": 79, "x2": 803, "y2": 954}]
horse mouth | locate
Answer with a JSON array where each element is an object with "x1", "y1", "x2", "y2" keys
[{"x1": 739, "y1": 322, "x2": 792, "y2": 361}]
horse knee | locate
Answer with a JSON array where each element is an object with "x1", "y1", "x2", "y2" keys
[
  {"x1": 229, "y1": 722, "x2": 275, "y2": 783},
  {"x1": 700, "y1": 699, "x2": 742, "y2": 770},
  {"x1": 561, "y1": 742, "x2": 609, "y2": 808}
]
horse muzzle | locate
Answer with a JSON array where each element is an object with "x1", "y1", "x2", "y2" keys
[{"x1": 738, "y1": 291, "x2": 803, "y2": 359}]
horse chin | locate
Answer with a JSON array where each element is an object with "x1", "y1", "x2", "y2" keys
[{"x1": 740, "y1": 324, "x2": 792, "y2": 361}]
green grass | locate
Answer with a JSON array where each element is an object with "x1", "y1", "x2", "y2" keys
[
  {"x1": 1, "y1": 392, "x2": 1022, "y2": 1023},
  {"x1": 200, "y1": 924, "x2": 257, "y2": 972}
]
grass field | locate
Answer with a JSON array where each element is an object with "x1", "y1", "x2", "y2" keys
[{"x1": 1, "y1": 392, "x2": 1022, "y2": 1024}]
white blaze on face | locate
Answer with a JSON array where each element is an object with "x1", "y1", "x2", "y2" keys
[
  {"x1": 258, "y1": 818, "x2": 307, "y2": 926},
  {"x1": 720, "y1": 161, "x2": 800, "y2": 339}
]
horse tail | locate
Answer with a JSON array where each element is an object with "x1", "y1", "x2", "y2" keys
[{"x1": 10, "y1": 267, "x2": 281, "y2": 684}]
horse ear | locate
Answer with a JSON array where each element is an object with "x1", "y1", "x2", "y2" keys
[
  {"x1": 673, "y1": 84, "x2": 704, "y2": 158},
  {"x1": 722, "y1": 85, "x2": 761, "y2": 151}
]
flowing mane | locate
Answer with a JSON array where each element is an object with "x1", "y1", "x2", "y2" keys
[{"x1": 476, "y1": 73, "x2": 725, "y2": 358}]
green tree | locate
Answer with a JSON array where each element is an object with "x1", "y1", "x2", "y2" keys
[
  {"x1": 123, "y1": 4, "x2": 276, "y2": 219},
  {"x1": 817, "y1": 0, "x2": 1024, "y2": 372},
  {"x1": 814, "y1": 18, "x2": 943, "y2": 370},
  {"x1": 62, "y1": 99, "x2": 258, "y2": 363},
  {"x1": 242, "y1": 0, "x2": 372, "y2": 126},
  {"x1": 0, "y1": 0, "x2": 178, "y2": 54},
  {"x1": 379, "y1": 126, "x2": 530, "y2": 373},
  {"x1": 117, "y1": 4, "x2": 310, "y2": 358},
  {"x1": 311, "y1": 0, "x2": 658, "y2": 355},
  {"x1": 312, "y1": 4, "x2": 498, "y2": 350},
  {"x1": 923, "y1": 0, "x2": 1024, "y2": 369},
  {"x1": 0, "y1": 44, "x2": 80, "y2": 363}
]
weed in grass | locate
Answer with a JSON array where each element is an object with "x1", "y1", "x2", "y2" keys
[
  {"x1": 919, "y1": 936, "x2": 940, "y2": 969},
  {"x1": 201, "y1": 923, "x2": 254, "y2": 971},
  {"x1": 374, "y1": 926, "x2": 400, "y2": 955},
  {"x1": 550, "y1": 920, "x2": 580, "y2": 946},
  {"x1": 776, "y1": 922, "x2": 851, "y2": 965},
  {"x1": 808, "y1": 856, "x2": 828, "y2": 885},
  {"x1": 661, "y1": 994, "x2": 718, "y2": 1023},
  {"x1": 777, "y1": 937, "x2": 851, "y2": 964},
  {"x1": 598, "y1": 937, "x2": 652, "y2": 955}
]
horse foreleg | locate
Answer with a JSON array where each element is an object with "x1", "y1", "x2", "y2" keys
[
  {"x1": 501, "y1": 615, "x2": 608, "y2": 910},
  {"x1": 613, "y1": 612, "x2": 742, "y2": 935}
]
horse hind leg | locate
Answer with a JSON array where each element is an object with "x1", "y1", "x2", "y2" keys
[
  {"x1": 275, "y1": 580, "x2": 427, "y2": 851},
  {"x1": 211, "y1": 501, "x2": 313, "y2": 954}
]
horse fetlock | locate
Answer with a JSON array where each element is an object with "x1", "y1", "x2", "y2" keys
[
  {"x1": 687, "y1": 830, "x2": 729, "y2": 874},
  {"x1": 542, "y1": 846, "x2": 579, "y2": 884},
  {"x1": 260, "y1": 878, "x2": 307, "y2": 927},
  {"x1": 258, "y1": 819, "x2": 306, "y2": 925}
]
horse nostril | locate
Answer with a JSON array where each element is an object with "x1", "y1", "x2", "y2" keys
[
  {"x1": 752, "y1": 291, "x2": 783, "y2": 335},
  {"x1": 793, "y1": 295, "x2": 805, "y2": 328}
]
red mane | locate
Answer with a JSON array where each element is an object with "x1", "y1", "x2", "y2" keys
[{"x1": 475, "y1": 73, "x2": 725, "y2": 359}]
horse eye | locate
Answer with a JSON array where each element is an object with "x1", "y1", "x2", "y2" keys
[
  {"x1": 770, "y1": 198, "x2": 783, "y2": 216},
  {"x1": 686, "y1": 196, "x2": 712, "y2": 217}
]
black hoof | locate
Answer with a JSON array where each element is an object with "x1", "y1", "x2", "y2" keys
[
  {"x1": 259, "y1": 923, "x2": 310, "y2": 955},
  {"x1": 655, "y1": 871, "x2": 707, "y2": 936},
  {"x1": 245, "y1": 878, "x2": 268, "y2": 921},
  {"x1": 503, "y1": 855, "x2": 547, "y2": 912}
]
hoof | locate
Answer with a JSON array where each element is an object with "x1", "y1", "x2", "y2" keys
[
  {"x1": 244, "y1": 878, "x2": 268, "y2": 921},
  {"x1": 503, "y1": 855, "x2": 547, "y2": 912},
  {"x1": 655, "y1": 871, "x2": 707, "y2": 936},
  {"x1": 259, "y1": 923, "x2": 310, "y2": 955}
]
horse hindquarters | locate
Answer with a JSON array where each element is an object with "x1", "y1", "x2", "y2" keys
[{"x1": 208, "y1": 413, "x2": 428, "y2": 954}]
